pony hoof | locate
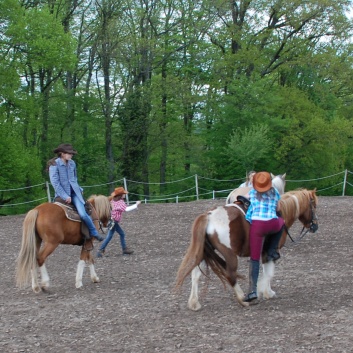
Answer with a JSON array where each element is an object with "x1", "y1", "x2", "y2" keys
[
  {"x1": 75, "y1": 282, "x2": 83, "y2": 289},
  {"x1": 263, "y1": 290, "x2": 276, "y2": 300},
  {"x1": 238, "y1": 299, "x2": 250, "y2": 308},
  {"x1": 188, "y1": 302, "x2": 202, "y2": 311},
  {"x1": 91, "y1": 277, "x2": 100, "y2": 283},
  {"x1": 32, "y1": 285, "x2": 42, "y2": 293}
]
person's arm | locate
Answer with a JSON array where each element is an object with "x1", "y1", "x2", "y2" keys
[
  {"x1": 126, "y1": 201, "x2": 141, "y2": 212},
  {"x1": 69, "y1": 160, "x2": 83, "y2": 194},
  {"x1": 49, "y1": 164, "x2": 70, "y2": 201},
  {"x1": 275, "y1": 189, "x2": 281, "y2": 212}
]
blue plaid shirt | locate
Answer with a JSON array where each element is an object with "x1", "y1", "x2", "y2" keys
[{"x1": 245, "y1": 187, "x2": 280, "y2": 224}]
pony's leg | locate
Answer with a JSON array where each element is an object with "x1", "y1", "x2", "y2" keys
[
  {"x1": 88, "y1": 263, "x2": 100, "y2": 283},
  {"x1": 76, "y1": 246, "x2": 99, "y2": 288},
  {"x1": 233, "y1": 282, "x2": 249, "y2": 307},
  {"x1": 36, "y1": 242, "x2": 58, "y2": 292},
  {"x1": 76, "y1": 260, "x2": 86, "y2": 289},
  {"x1": 226, "y1": 256, "x2": 249, "y2": 307},
  {"x1": 31, "y1": 269, "x2": 41, "y2": 293},
  {"x1": 258, "y1": 262, "x2": 276, "y2": 299},
  {"x1": 40, "y1": 264, "x2": 50, "y2": 290},
  {"x1": 188, "y1": 264, "x2": 203, "y2": 311}
]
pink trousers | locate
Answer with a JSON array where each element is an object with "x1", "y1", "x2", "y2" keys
[{"x1": 249, "y1": 218, "x2": 284, "y2": 261}]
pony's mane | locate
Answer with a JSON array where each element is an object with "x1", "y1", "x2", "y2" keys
[
  {"x1": 87, "y1": 194, "x2": 111, "y2": 219},
  {"x1": 279, "y1": 189, "x2": 317, "y2": 228}
]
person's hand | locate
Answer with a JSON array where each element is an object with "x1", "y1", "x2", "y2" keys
[{"x1": 66, "y1": 197, "x2": 72, "y2": 204}]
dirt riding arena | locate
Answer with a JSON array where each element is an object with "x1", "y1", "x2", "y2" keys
[{"x1": 1, "y1": 196, "x2": 353, "y2": 353}]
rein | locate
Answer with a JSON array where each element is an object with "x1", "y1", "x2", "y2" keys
[{"x1": 286, "y1": 197, "x2": 318, "y2": 244}]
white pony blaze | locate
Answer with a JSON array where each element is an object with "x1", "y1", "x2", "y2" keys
[{"x1": 226, "y1": 173, "x2": 286, "y2": 204}]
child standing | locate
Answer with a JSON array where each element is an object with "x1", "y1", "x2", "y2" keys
[{"x1": 97, "y1": 187, "x2": 141, "y2": 257}]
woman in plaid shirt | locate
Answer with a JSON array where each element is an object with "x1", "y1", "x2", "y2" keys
[{"x1": 243, "y1": 171, "x2": 284, "y2": 303}]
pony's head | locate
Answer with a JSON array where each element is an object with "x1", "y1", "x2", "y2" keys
[
  {"x1": 271, "y1": 173, "x2": 286, "y2": 195},
  {"x1": 280, "y1": 188, "x2": 318, "y2": 233},
  {"x1": 299, "y1": 189, "x2": 318, "y2": 233}
]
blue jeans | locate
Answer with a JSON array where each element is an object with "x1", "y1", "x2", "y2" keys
[
  {"x1": 99, "y1": 222, "x2": 126, "y2": 251},
  {"x1": 72, "y1": 194, "x2": 99, "y2": 236}
]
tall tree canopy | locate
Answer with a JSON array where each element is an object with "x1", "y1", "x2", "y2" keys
[{"x1": 1, "y1": 0, "x2": 353, "y2": 209}]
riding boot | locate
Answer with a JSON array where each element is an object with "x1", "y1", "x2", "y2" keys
[
  {"x1": 267, "y1": 225, "x2": 284, "y2": 262},
  {"x1": 91, "y1": 234, "x2": 104, "y2": 242},
  {"x1": 243, "y1": 259, "x2": 260, "y2": 302}
]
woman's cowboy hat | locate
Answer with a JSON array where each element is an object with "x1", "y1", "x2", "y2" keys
[
  {"x1": 253, "y1": 171, "x2": 272, "y2": 193},
  {"x1": 53, "y1": 143, "x2": 77, "y2": 155},
  {"x1": 111, "y1": 187, "x2": 128, "y2": 197}
]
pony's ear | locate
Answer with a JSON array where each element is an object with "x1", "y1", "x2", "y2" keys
[
  {"x1": 282, "y1": 173, "x2": 286, "y2": 179},
  {"x1": 271, "y1": 173, "x2": 275, "y2": 179}
]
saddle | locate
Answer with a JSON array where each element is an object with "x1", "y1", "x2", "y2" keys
[
  {"x1": 54, "y1": 197, "x2": 95, "y2": 240},
  {"x1": 234, "y1": 195, "x2": 251, "y2": 213}
]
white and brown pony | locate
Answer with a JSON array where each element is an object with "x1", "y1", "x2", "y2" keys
[
  {"x1": 16, "y1": 195, "x2": 111, "y2": 293},
  {"x1": 226, "y1": 173, "x2": 286, "y2": 204},
  {"x1": 175, "y1": 188, "x2": 318, "y2": 310}
]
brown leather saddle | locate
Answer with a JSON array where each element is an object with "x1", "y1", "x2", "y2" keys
[{"x1": 54, "y1": 197, "x2": 95, "y2": 240}]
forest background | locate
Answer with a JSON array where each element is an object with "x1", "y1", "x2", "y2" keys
[{"x1": 1, "y1": 0, "x2": 353, "y2": 214}]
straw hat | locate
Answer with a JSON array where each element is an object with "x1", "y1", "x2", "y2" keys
[
  {"x1": 110, "y1": 187, "x2": 128, "y2": 197},
  {"x1": 53, "y1": 143, "x2": 77, "y2": 155},
  {"x1": 253, "y1": 172, "x2": 272, "y2": 193}
]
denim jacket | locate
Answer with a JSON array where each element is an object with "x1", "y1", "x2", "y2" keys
[{"x1": 49, "y1": 157, "x2": 84, "y2": 204}]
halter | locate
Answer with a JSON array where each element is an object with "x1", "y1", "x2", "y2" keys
[{"x1": 286, "y1": 197, "x2": 318, "y2": 243}]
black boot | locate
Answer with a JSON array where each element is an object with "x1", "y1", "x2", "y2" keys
[
  {"x1": 243, "y1": 259, "x2": 260, "y2": 302},
  {"x1": 267, "y1": 225, "x2": 284, "y2": 262}
]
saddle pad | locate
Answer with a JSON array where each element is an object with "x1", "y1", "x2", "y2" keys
[{"x1": 54, "y1": 202, "x2": 81, "y2": 222}]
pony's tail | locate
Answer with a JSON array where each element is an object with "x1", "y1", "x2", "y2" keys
[
  {"x1": 174, "y1": 213, "x2": 209, "y2": 290},
  {"x1": 16, "y1": 209, "x2": 38, "y2": 288}
]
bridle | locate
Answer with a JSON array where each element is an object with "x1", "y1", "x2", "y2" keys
[{"x1": 286, "y1": 197, "x2": 318, "y2": 243}]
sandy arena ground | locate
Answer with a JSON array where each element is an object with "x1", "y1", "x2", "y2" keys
[{"x1": 1, "y1": 196, "x2": 353, "y2": 353}]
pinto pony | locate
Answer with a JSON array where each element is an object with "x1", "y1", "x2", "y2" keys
[
  {"x1": 175, "y1": 188, "x2": 318, "y2": 310},
  {"x1": 16, "y1": 195, "x2": 111, "y2": 293}
]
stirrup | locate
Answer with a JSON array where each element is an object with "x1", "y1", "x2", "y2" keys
[{"x1": 243, "y1": 291, "x2": 257, "y2": 302}]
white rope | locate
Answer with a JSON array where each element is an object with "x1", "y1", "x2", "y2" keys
[{"x1": 1, "y1": 170, "x2": 352, "y2": 209}]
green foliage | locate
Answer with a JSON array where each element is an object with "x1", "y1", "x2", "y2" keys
[
  {"x1": 0, "y1": 121, "x2": 44, "y2": 214},
  {"x1": 224, "y1": 124, "x2": 272, "y2": 176},
  {"x1": 1, "y1": 0, "x2": 353, "y2": 212}
]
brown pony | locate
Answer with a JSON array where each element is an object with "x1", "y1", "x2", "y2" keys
[
  {"x1": 16, "y1": 195, "x2": 111, "y2": 293},
  {"x1": 175, "y1": 188, "x2": 318, "y2": 310}
]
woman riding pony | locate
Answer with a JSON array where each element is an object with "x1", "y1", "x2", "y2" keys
[{"x1": 48, "y1": 143, "x2": 104, "y2": 242}]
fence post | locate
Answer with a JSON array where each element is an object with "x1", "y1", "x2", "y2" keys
[
  {"x1": 195, "y1": 174, "x2": 199, "y2": 200},
  {"x1": 123, "y1": 177, "x2": 129, "y2": 204},
  {"x1": 342, "y1": 169, "x2": 347, "y2": 196},
  {"x1": 46, "y1": 181, "x2": 51, "y2": 202}
]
